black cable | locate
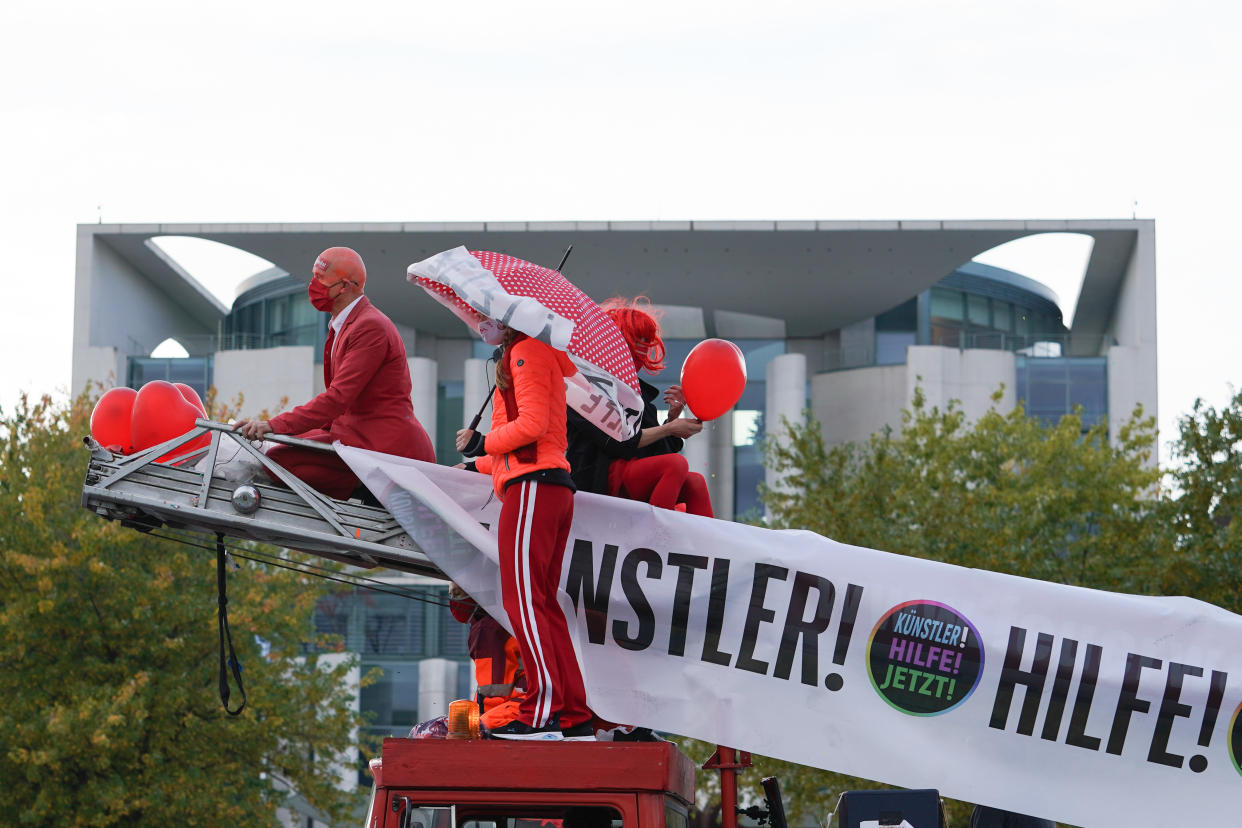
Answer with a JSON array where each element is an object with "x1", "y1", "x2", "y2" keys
[
  {"x1": 216, "y1": 533, "x2": 246, "y2": 716},
  {"x1": 147, "y1": 528, "x2": 437, "y2": 598},
  {"x1": 147, "y1": 530, "x2": 455, "y2": 609},
  {"x1": 151, "y1": 529, "x2": 438, "y2": 599}
]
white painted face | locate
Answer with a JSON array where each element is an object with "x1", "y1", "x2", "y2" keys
[{"x1": 478, "y1": 318, "x2": 506, "y2": 346}]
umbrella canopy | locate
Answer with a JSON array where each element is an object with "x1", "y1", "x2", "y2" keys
[{"x1": 408, "y1": 247, "x2": 642, "y2": 441}]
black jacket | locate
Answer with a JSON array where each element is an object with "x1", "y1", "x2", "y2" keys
[{"x1": 565, "y1": 379, "x2": 683, "y2": 495}]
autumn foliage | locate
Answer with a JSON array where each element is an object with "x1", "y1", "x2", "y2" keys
[{"x1": 0, "y1": 392, "x2": 366, "y2": 826}]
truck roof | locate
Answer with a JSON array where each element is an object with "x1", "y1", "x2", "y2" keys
[{"x1": 376, "y1": 739, "x2": 696, "y2": 804}]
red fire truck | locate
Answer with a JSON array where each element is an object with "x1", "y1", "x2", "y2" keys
[{"x1": 363, "y1": 740, "x2": 778, "y2": 828}]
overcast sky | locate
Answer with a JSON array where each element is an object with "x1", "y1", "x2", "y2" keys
[{"x1": 2, "y1": 0, "x2": 1239, "y2": 462}]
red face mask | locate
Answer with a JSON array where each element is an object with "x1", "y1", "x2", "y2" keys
[{"x1": 307, "y1": 278, "x2": 337, "y2": 311}]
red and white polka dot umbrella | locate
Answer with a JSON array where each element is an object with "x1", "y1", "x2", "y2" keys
[{"x1": 408, "y1": 247, "x2": 642, "y2": 440}]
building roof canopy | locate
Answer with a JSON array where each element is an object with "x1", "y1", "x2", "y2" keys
[{"x1": 87, "y1": 220, "x2": 1144, "y2": 341}]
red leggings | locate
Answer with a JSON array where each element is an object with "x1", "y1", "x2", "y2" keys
[
  {"x1": 607, "y1": 454, "x2": 714, "y2": 517},
  {"x1": 498, "y1": 479, "x2": 590, "y2": 729}
]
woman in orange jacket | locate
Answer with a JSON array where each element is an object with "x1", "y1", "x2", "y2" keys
[{"x1": 455, "y1": 319, "x2": 592, "y2": 741}]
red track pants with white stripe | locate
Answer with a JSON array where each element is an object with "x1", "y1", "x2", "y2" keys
[{"x1": 497, "y1": 479, "x2": 590, "y2": 729}]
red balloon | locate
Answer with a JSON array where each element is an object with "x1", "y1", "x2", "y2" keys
[
  {"x1": 680, "y1": 339, "x2": 747, "y2": 421},
  {"x1": 130, "y1": 381, "x2": 210, "y2": 461},
  {"x1": 174, "y1": 383, "x2": 207, "y2": 416},
  {"x1": 90, "y1": 386, "x2": 137, "y2": 454}
]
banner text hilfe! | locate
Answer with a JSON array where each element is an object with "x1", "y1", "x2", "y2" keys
[
  {"x1": 988, "y1": 625, "x2": 1230, "y2": 774},
  {"x1": 341, "y1": 448, "x2": 1242, "y2": 827},
  {"x1": 564, "y1": 539, "x2": 863, "y2": 691}
]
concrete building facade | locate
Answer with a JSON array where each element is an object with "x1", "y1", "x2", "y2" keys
[{"x1": 71, "y1": 218, "x2": 1157, "y2": 796}]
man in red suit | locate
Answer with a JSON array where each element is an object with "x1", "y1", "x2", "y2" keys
[{"x1": 234, "y1": 247, "x2": 436, "y2": 499}]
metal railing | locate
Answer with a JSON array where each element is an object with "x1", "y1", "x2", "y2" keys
[
  {"x1": 216, "y1": 332, "x2": 267, "y2": 351},
  {"x1": 823, "y1": 332, "x2": 1114, "y2": 373},
  {"x1": 122, "y1": 331, "x2": 327, "y2": 357},
  {"x1": 124, "y1": 333, "x2": 219, "y2": 357}
]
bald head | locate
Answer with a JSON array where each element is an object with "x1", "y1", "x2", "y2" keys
[{"x1": 313, "y1": 246, "x2": 367, "y2": 289}]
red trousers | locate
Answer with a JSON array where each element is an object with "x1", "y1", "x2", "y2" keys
[
  {"x1": 608, "y1": 453, "x2": 714, "y2": 517},
  {"x1": 498, "y1": 479, "x2": 589, "y2": 729},
  {"x1": 265, "y1": 429, "x2": 359, "y2": 500}
]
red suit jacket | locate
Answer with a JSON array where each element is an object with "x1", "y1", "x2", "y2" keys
[{"x1": 268, "y1": 296, "x2": 435, "y2": 462}]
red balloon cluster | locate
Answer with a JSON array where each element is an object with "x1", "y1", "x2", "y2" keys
[
  {"x1": 90, "y1": 382, "x2": 209, "y2": 461},
  {"x1": 680, "y1": 339, "x2": 747, "y2": 421}
]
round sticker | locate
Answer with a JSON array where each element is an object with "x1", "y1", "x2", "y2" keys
[
  {"x1": 867, "y1": 600, "x2": 984, "y2": 716},
  {"x1": 1229, "y1": 701, "x2": 1242, "y2": 776}
]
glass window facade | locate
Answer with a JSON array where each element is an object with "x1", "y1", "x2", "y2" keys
[
  {"x1": 126, "y1": 356, "x2": 212, "y2": 400},
  {"x1": 927, "y1": 286, "x2": 1063, "y2": 352},
  {"x1": 875, "y1": 298, "x2": 918, "y2": 366},
  {"x1": 731, "y1": 339, "x2": 785, "y2": 518},
  {"x1": 221, "y1": 278, "x2": 329, "y2": 356},
  {"x1": 312, "y1": 586, "x2": 469, "y2": 660},
  {"x1": 929, "y1": 288, "x2": 964, "y2": 348},
  {"x1": 316, "y1": 585, "x2": 472, "y2": 766},
  {"x1": 1016, "y1": 356, "x2": 1108, "y2": 431},
  {"x1": 359, "y1": 658, "x2": 473, "y2": 747},
  {"x1": 436, "y1": 381, "x2": 464, "y2": 463},
  {"x1": 828, "y1": 267, "x2": 1073, "y2": 373}
]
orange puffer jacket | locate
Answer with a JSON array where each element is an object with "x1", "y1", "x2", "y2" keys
[{"x1": 481, "y1": 335, "x2": 577, "y2": 498}]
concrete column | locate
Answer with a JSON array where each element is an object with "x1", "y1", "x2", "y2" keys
[
  {"x1": 318, "y1": 652, "x2": 361, "y2": 790},
  {"x1": 764, "y1": 353, "x2": 807, "y2": 511},
  {"x1": 408, "y1": 357, "x2": 437, "y2": 442},
  {"x1": 213, "y1": 346, "x2": 316, "y2": 417},
  {"x1": 1104, "y1": 221, "x2": 1158, "y2": 461},
  {"x1": 417, "y1": 657, "x2": 459, "y2": 722},
  {"x1": 463, "y1": 358, "x2": 493, "y2": 428},
  {"x1": 707, "y1": 411, "x2": 735, "y2": 521},
  {"x1": 681, "y1": 420, "x2": 711, "y2": 482}
]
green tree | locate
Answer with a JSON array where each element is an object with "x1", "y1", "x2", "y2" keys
[
  {"x1": 763, "y1": 388, "x2": 1162, "y2": 589},
  {"x1": 701, "y1": 388, "x2": 1164, "y2": 826},
  {"x1": 1161, "y1": 389, "x2": 1242, "y2": 613},
  {"x1": 0, "y1": 392, "x2": 366, "y2": 826}
]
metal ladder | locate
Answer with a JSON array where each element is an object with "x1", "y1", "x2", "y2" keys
[{"x1": 82, "y1": 420, "x2": 442, "y2": 578}]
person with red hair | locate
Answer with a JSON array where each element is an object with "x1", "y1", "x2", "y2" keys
[{"x1": 566, "y1": 298, "x2": 713, "y2": 517}]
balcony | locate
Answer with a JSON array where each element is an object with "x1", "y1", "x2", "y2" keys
[{"x1": 823, "y1": 332, "x2": 1113, "y2": 373}]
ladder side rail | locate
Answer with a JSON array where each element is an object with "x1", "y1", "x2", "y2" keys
[
  {"x1": 97, "y1": 427, "x2": 213, "y2": 489},
  {"x1": 86, "y1": 456, "x2": 443, "y2": 577},
  {"x1": 84, "y1": 422, "x2": 451, "y2": 579},
  {"x1": 85, "y1": 477, "x2": 442, "y2": 578},
  {"x1": 92, "y1": 426, "x2": 351, "y2": 540},
  {"x1": 368, "y1": 526, "x2": 411, "y2": 543},
  {"x1": 193, "y1": 419, "x2": 338, "y2": 453},
  {"x1": 195, "y1": 429, "x2": 223, "y2": 507},
  {"x1": 97, "y1": 461, "x2": 412, "y2": 547}
]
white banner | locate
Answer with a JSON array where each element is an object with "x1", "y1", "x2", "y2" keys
[{"x1": 339, "y1": 446, "x2": 1242, "y2": 828}]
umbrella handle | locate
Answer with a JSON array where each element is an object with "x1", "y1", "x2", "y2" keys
[
  {"x1": 466, "y1": 346, "x2": 502, "y2": 431},
  {"x1": 467, "y1": 389, "x2": 493, "y2": 432}
]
